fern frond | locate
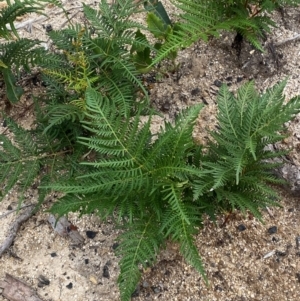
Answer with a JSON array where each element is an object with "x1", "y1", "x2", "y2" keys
[
  {"x1": 117, "y1": 217, "x2": 163, "y2": 301},
  {"x1": 202, "y1": 79, "x2": 300, "y2": 218},
  {"x1": 83, "y1": 2, "x2": 145, "y2": 41},
  {"x1": 48, "y1": 194, "x2": 89, "y2": 218},
  {"x1": 160, "y1": 203, "x2": 205, "y2": 277},
  {"x1": 43, "y1": 104, "x2": 85, "y2": 133},
  {"x1": 151, "y1": 0, "x2": 228, "y2": 64},
  {"x1": 0, "y1": 118, "x2": 41, "y2": 203},
  {"x1": 162, "y1": 184, "x2": 191, "y2": 225},
  {"x1": 0, "y1": 38, "x2": 44, "y2": 71},
  {"x1": 0, "y1": 38, "x2": 45, "y2": 103}
]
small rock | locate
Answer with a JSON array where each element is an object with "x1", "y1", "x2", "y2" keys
[
  {"x1": 237, "y1": 224, "x2": 246, "y2": 232},
  {"x1": 45, "y1": 24, "x2": 53, "y2": 33},
  {"x1": 275, "y1": 250, "x2": 286, "y2": 257},
  {"x1": 89, "y1": 275, "x2": 98, "y2": 285},
  {"x1": 162, "y1": 102, "x2": 170, "y2": 111},
  {"x1": 151, "y1": 286, "x2": 161, "y2": 294},
  {"x1": 66, "y1": 282, "x2": 73, "y2": 289},
  {"x1": 268, "y1": 226, "x2": 277, "y2": 234},
  {"x1": 86, "y1": 230, "x2": 97, "y2": 239},
  {"x1": 191, "y1": 87, "x2": 200, "y2": 96},
  {"x1": 37, "y1": 275, "x2": 50, "y2": 287},
  {"x1": 112, "y1": 242, "x2": 119, "y2": 250},
  {"x1": 142, "y1": 281, "x2": 149, "y2": 288},
  {"x1": 213, "y1": 80, "x2": 222, "y2": 87},
  {"x1": 103, "y1": 265, "x2": 110, "y2": 278}
]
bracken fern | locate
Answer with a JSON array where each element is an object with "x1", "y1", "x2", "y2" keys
[{"x1": 47, "y1": 80, "x2": 300, "y2": 300}]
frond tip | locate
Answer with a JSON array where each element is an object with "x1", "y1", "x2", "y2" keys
[{"x1": 117, "y1": 217, "x2": 164, "y2": 301}]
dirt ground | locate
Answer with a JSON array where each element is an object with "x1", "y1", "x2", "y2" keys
[{"x1": 1, "y1": 1, "x2": 300, "y2": 301}]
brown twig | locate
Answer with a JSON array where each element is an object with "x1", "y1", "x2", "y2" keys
[{"x1": 0, "y1": 273, "x2": 44, "y2": 301}]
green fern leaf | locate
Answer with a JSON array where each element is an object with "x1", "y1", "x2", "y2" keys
[{"x1": 117, "y1": 218, "x2": 163, "y2": 301}]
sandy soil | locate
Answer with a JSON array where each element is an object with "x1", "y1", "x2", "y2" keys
[{"x1": 1, "y1": 1, "x2": 300, "y2": 301}]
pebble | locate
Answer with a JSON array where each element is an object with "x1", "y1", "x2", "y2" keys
[
  {"x1": 89, "y1": 275, "x2": 98, "y2": 285},
  {"x1": 191, "y1": 87, "x2": 200, "y2": 96},
  {"x1": 103, "y1": 265, "x2": 110, "y2": 278},
  {"x1": 162, "y1": 102, "x2": 170, "y2": 111},
  {"x1": 213, "y1": 80, "x2": 222, "y2": 87},
  {"x1": 37, "y1": 275, "x2": 50, "y2": 287},
  {"x1": 112, "y1": 242, "x2": 119, "y2": 250},
  {"x1": 45, "y1": 24, "x2": 53, "y2": 33},
  {"x1": 152, "y1": 286, "x2": 161, "y2": 294},
  {"x1": 237, "y1": 224, "x2": 246, "y2": 232},
  {"x1": 142, "y1": 281, "x2": 149, "y2": 288},
  {"x1": 86, "y1": 230, "x2": 97, "y2": 239},
  {"x1": 268, "y1": 226, "x2": 277, "y2": 234}
]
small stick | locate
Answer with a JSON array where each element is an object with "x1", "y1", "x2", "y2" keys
[
  {"x1": 6, "y1": 16, "x2": 48, "y2": 31},
  {"x1": 263, "y1": 249, "x2": 275, "y2": 259},
  {"x1": 0, "y1": 205, "x2": 34, "y2": 257},
  {"x1": 0, "y1": 204, "x2": 34, "y2": 219},
  {"x1": 273, "y1": 34, "x2": 300, "y2": 46},
  {"x1": 0, "y1": 273, "x2": 44, "y2": 301},
  {"x1": 265, "y1": 206, "x2": 274, "y2": 218}
]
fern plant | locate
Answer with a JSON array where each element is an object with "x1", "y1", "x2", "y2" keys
[
  {"x1": 2, "y1": 1, "x2": 300, "y2": 300},
  {"x1": 0, "y1": 0, "x2": 64, "y2": 103},
  {"x1": 147, "y1": 0, "x2": 300, "y2": 64},
  {"x1": 217, "y1": 0, "x2": 300, "y2": 51},
  {"x1": 194, "y1": 80, "x2": 300, "y2": 219},
  {"x1": 47, "y1": 80, "x2": 300, "y2": 300},
  {"x1": 48, "y1": 87, "x2": 206, "y2": 300},
  {"x1": 38, "y1": 0, "x2": 154, "y2": 139}
]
